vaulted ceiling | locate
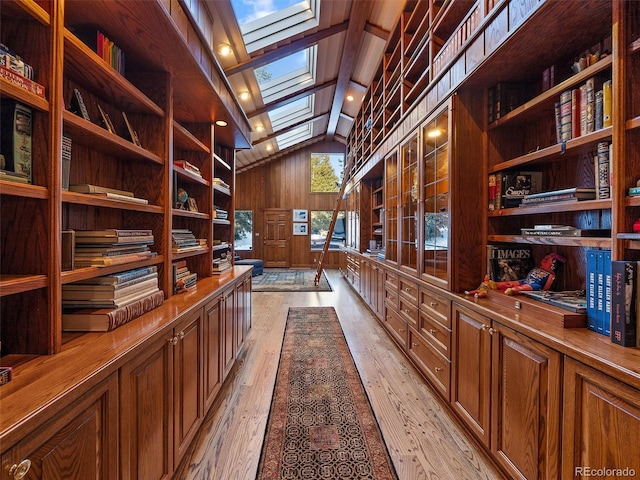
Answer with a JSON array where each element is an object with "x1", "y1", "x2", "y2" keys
[{"x1": 203, "y1": 0, "x2": 405, "y2": 172}]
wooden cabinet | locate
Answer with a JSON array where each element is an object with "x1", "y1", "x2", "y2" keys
[
  {"x1": 203, "y1": 295, "x2": 224, "y2": 411},
  {"x1": 119, "y1": 334, "x2": 174, "y2": 480},
  {"x1": 451, "y1": 303, "x2": 562, "y2": 480},
  {"x1": 1, "y1": 374, "x2": 118, "y2": 480},
  {"x1": 172, "y1": 309, "x2": 205, "y2": 463},
  {"x1": 221, "y1": 286, "x2": 236, "y2": 379},
  {"x1": 562, "y1": 358, "x2": 640, "y2": 479}
]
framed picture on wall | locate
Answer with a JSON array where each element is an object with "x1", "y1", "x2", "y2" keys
[
  {"x1": 293, "y1": 209, "x2": 308, "y2": 222},
  {"x1": 293, "y1": 223, "x2": 308, "y2": 235}
]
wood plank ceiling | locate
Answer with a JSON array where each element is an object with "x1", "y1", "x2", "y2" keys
[{"x1": 204, "y1": 0, "x2": 406, "y2": 172}]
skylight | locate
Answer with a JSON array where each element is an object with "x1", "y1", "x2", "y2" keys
[
  {"x1": 231, "y1": 0, "x2": 321, "y2": 53},
  {"x1": 268, "y1": 96, "x2": 315, "y2": 130},
  {"x1": 276, "y1": 124, "x2": 313, "y2": 150},
  {"x1": 254, "y1": 46, "x2": 317, "y2": 103}
]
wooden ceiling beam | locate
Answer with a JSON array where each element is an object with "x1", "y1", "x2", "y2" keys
[{"x1": 326, "y1": 0, "x2": 374, "y2": 139}]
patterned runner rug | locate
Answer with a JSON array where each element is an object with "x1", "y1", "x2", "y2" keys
[
  {"x1": 256, "y1": 307, "x2": 398, "y2": 480},
  {"x1": 251, "y1": 269, "x2": 332, "y2": 292}
]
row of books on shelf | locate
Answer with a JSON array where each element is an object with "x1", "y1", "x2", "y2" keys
[
  {"x1": 213, "y1": 177, "x2": 230, "y2": 190},
  {"x1": 174, "y1": 160, "x2": 202, "y2": 178},
  {"x1": 488, "y1": 171, "x2": 543, "y2": 210},
  {"x1": 62, "y1": 265, "x2": 164, "y2": 332},
  {"x1": 73, "y1": 28, "x2": 126, "y2": 75},
  {"x1": 0, "y1": 42, "x2": 45, "y2": 98},
  {"x1": 587, "y1": 250, "x2": 639, "y2": 347},
  {"x1": 69, "y1": 88, "x2": 142, "y2": 147},
  {"x1": 556, "y1": 76, "x2": 612, "y2": 143}
]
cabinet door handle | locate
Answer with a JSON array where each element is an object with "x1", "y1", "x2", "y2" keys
[
  {"x1": 489, "y1": 327, "x2": 497, "y2": 335},
  {"x1": 481, "y1": 324, "x2": 489, "y2": 331},
  {"x1": 9, "y1": 459, "x2": 31, "y2": 479},
  {"x1": 178, "y1": 331, "x2": 185, "y2": 340},
  {"x1": 169, "y1": 335, "x2": 179, "y2": 345}
]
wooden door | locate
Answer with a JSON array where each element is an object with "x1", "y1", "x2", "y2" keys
[
  {"x1": 204, "y1": 295, "x2": 223, "y2": 411},
  {"x1": 491, "y1": 324, "x2": 561, "y2": 480},
  {"x1": 173, "y1": 309, "x2": 204, "y2": 463},
  {"x1": 451, "y1": 304, "x2": 492, "y2": 447},
  {"x1": 263, "y1": 209, "x2": 290, "y2": 267},
  {"x1": 562, "y1": 358, "x2": 640, "y2": 479}
]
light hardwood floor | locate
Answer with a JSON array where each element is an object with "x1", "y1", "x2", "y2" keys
[{"x1": 174, "y1": 269, "x2": 506, "y2": 480}]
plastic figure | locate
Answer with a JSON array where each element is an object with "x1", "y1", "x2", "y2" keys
[{"x1": 466, "y1": 253, "x2": 566, "y2": 298}]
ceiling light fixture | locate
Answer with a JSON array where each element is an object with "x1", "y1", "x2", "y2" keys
[
  {"x1": 217, "y1": 43, "x2": 232, "y2": 56},
  {"x1": 215, "y1": 120, "x2": 228, "y2": 127},
  {"x1": 239, "y1": 91, "x2": 250, "y2": 101},
  {"x1": 266, "y1": 144, "x2": 273, "y2": 151},
  {"x1": 346, "y1": 94, "x2": 354, "y2": 102},
  {"x1": 255, "y1": 124, "x2": 264, "y2": 132}
]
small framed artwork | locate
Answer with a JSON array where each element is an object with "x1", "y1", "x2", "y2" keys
[
  {"x1": 293, "y1": 223, "x2": 308, "y2": 235},
  {"x1": 187, "y1": 197, "x2": 199, "y2": 212},
  {"x1": 293, "y1": 209, "x2": 308, "y2": 222}
]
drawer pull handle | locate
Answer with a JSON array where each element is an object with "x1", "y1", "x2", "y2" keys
[
  {"x1": 398, "y1": 328, "x2": 405, "y2": 332},
  {"x1": 430, "y1": 328, "x2": 437, "y2": 335},
  {"x1": 405, "y1": 287, "x2": 411, "y2": 292},
  {"x1": 434, "y1": 367, "x2": 443, "y2": 373},
  {"x1": 430, "y1": 302, "x2": 437, "y2": 307},
  {"x1": 412, "y1": 342, "x2": 418, "y2": 347},
  {"x1": 9, "y1": 460, "x2": 31, "y2": 479}
]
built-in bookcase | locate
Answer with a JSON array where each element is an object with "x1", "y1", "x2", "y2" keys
[{"x1": 0, "y1": 1, "x2": 245, "y2": 356}]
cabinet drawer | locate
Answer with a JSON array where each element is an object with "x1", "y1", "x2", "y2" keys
[
  {"x1": 384, "y1": 270, "x2": 399, "y2": 292},
  {"x1": 419, "y1": 311, "x2": 451, "y2": 359},
  {"x1": 384, "y1": 309, "x2": 407, "y2": 348},
  {"x1": 399, "y1": 297, "x2": 419, "y2": 329},
  {"x1": 409, "y1": 328, "x2": 450, "y2": 399},
  {"x1": 384, "y1": 286, "x2": 399, "y2": 311},
  {"x1": 399, "y1": 277, "x2": 419, "y2": 305},
  {"x1": 419, "y1": 288, "x2": 451, "y2": 328}
]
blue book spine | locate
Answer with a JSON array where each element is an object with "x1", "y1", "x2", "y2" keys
[
  {"x1": 596, "y1": 251, "x2": 605, "y2": 334},
  {"x1": 603, "y1": 250, "x2": 611, "y2": 337},
  {"x1": 586, "y1": 249, "x2": 598, "y2": 332}
]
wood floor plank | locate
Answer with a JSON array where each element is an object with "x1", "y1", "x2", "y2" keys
[{"x1": 174, "y1": 270, "x2": 505, "y2": 480}]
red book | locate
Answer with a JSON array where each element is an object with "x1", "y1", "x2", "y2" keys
[{"x1": 0, "y1": 64, "x2": 45, "y2": 98}]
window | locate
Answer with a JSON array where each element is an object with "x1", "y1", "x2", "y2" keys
[
  {"x1": 310, "y1": 211, "x2": 345, "y2": 250},
  {"x1": 234, "y1": 210, "x2": 253, "y2": 250},
  {"x1": 310, "y1": 153, "x2": 344, "y2": 192}
]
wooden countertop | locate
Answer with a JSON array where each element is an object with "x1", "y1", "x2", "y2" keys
[{"x1": 0, "y1": 266, "x2": 252, "y2": 449}]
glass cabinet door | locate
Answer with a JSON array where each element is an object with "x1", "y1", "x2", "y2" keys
[
  {"x1": 384, "y1": 152, "x2": 398, "y2": 264},
  {"x1": 422, "y1": 110, "x2": 449, "y2": 281},
  {"x1": 401, "y1": 135, "x2": 419, "y2": 271}
]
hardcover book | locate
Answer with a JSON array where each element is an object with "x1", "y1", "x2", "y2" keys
[
  {"x1": 62, "y1": 289, "x2": 164, "y2": 332},
  {"x1": 486, "y1": 244, "x2": 534, "y2": 282},
  {"x1": 521, "y1": 290, "x2": 587, "y2": 313},
  {"x1": 610, "y1": 261, "x2": 637, "y2": 347},
  {"x1": 500, "y1": 171, "x2": 543, "y2": 208}
]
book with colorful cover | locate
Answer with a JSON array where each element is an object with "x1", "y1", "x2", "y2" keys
[
  {"x1": 610, "y1": 261, "x2": 637, "y2": 347},
  {"x1": 521, "y1": 290, "x2": 587, "y2": 314},
  {"x1": 486, "y1": 244, "x2": 534, "y2": 282}
]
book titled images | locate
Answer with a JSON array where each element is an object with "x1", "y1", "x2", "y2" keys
[{"x1": 487, "y1": 244, "x2": 534, "y2": 282}]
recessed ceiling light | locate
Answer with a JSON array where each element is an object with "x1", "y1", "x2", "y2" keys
[
  {"x1": 255, "y1": 124, "x2": 264, "y2": 132},
  {"x1": 217, "y1": 43, "x2": 232, "y2": 56},
  {"x1": 216, "y1": 120, "x2": 228, "y2": 127},
  {"x1": 346, "y1": 94, "x2": 354, "y2": 102},
  {"x1": 266, "y1": 144, "x2": 273, "y2": 151},
  {"x1": 239, "y1": 91, "x2": 250, "y2": 101}
]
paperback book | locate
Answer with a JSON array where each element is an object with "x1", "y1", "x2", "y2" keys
[{"x1": 486, "y1": 244, "x2": 534, "y2": 282}]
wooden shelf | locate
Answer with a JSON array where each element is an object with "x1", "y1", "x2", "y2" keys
[
  {"x1": 62, "y1": 191, "x2": 163, "y2": 213},
  {"x1": 173, "y1": 121, "x2": 211, "y2": 153},
  {"x1": 174, "y1": 164, "x2": 210, "y2": 186},
  {"x1": 0, "y1": 78, "x2": 50, "y2": 112},
  {"x1": 488, "y1": 199, "x2": 612, "y2": 216},
  {"x1": 61, "y1": 256, "x2": 164, "y2": 285},
  {"x1": 0, "y1": 274, "x2": 48, "y2": 297},
  {"x1": 0, "y1": 180, "x2": 48, "y2": 199},
  {"x1": 488, "y1": 234, "x2": 612, "y2": 249},
  {"x1": 172, "y1": 208, "x2": 211, "y2": 220}
]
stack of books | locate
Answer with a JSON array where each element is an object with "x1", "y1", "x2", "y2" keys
[
  {"x1": 212, "y1": 255, "x2": 231, "y2": 274},
  {"x1": 172, "y1": 229, "x2": 202, "y2": 253},
  {"x1": 520, "y1": 187, "x2": 596, "y2": 206},
  {"x1": 69, "y1": 184, "x2": 149, "y2": 204},
  {"x1": 0, "y1": 42, "x2": 45, "y2": 98},
  {"x1": 213, "y1": 177, "x2": 230, "y2": 190},
  {"x1": 212, "y1": 206, "x2": 228, "y2": 220},
  {"x1": 174, "y1": 160, "x2": 202, "y2": 178},
  {"x1": 74, "y1": 229, "x2": 156, "y2": 267},
  {"x1": 62, "y1": 266, "x2": 163, "y2": 331},
  {"x1": 172, "y1": 260, "x2": 197, "y2": 293}
]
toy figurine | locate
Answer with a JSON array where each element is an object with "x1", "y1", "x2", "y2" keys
[{"x1": 466, "y1": 253, "x2": 566, "y2": 298}]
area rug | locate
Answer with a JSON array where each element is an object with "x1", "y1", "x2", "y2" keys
[
  {"x1": 251, "y1": 269, "x2": 332, "y2": 292},
  {"x1": 256, "y1": 307, "x2": 398, "y2": 480}
]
